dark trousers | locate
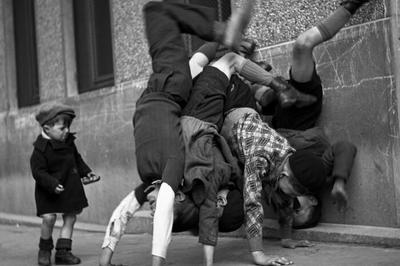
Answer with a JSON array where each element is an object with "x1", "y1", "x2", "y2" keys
[
  {"x1": 134, "y1": 2, "x2": 219, "y2": 191},
  {"x1": 143, "y1": 1, "x2": 217, "y2": 105},
  {"x1": 183, "y1": 66, "x2": 229, "y2": 129}
]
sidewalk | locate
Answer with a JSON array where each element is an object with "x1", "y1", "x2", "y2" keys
[{"x1": 1, "y1": 222, "x2": 400, "y2": 266}]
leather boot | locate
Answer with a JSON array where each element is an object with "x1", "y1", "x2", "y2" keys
[
  {"x1": 269, "y1": 76, "x2": 317, "y2": 108},
  {"x1": 238, "y1": 39, "x2": 257, "y2": 58},
  {"x1": 55, "y1": 238, "x2": 81, "y2": 265},
  {"x1": 38, "y1": 250, "x2": 52, "y2": 266},
  {"x1": 340, "y1": 0, "x2": 370, "y2": 14},
  {"x1": 38, "y1": 237, "x2": 53, "y2": 266}
]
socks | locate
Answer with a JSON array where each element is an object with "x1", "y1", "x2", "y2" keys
[
  {"x1": 237, "y1": 59, "x2": 274, "y2": 87},
  {"x1": 39, "y1": 237, "x2": 54, "y2": 251},
  {"x1": 194, "y1": 42, "x2": 219, "y2": 61},
  {"x1": 56, "y1": 238, "x2": 72, "y2": 251},
  {"x1": 316, "y1": 6, "x2": 351, "y2": 41}
]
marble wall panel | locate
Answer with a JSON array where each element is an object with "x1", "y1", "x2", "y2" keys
[{"x1": 258, "y1": 19, "x2": 397, "y2": 226}]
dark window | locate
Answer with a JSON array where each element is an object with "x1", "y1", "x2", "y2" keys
[
  {"x1": 164, "y1": 0, "x2": 231, "y2": 55},
  {"x1": 73, "y1": 0, "x2": 114, "y2": 93},
  {"x1": 13, "y1": 0, "x2": 40, "y2": 107}
]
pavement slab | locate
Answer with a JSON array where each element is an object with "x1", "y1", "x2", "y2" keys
[{"x1": 1, "y1": 224, "x2": 400, "y2": 266}]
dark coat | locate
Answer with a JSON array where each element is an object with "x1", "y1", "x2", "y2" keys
[
  {"x1": 30, "y1": 133, "x2": 91, "y2": 216},
  {"x1": 181, "y1": 116, "x2": 242, "y2": 246}
]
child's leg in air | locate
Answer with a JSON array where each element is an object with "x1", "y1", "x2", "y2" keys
[
  {"x1": 55, "y1": 214, "x2": 80, "y2": 264},
  {"x1": 291, "y1": 0, "x2": 369, "y2": 82},
  {"x1": 228, "y1": 52, "x2": 317, "y2": 108},
  {"x1": 38, "y1": 214, "x2": 56, "y2": 266}
]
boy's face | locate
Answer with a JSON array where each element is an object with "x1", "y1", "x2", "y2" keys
[
  {"x1": 293, "y1": 195, "x2": 318, "y2": 227},
  {"x1": 146, "y1": 184, "x2": 186, "y2": 222},
  {"x1": 44, "y1": 120, "x2": 70, "y2": 142}
]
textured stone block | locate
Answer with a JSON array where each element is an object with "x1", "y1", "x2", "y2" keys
[{"x1": 232, "y1": 0, "x2": 386, "y2": 48}]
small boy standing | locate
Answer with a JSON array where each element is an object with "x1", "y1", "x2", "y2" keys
[{"x1": 30, "y1": 103, "x2": 100, "y2": 266}]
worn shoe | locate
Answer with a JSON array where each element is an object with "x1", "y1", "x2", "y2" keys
[
  {"x1": 340, "y1": 0, "x2": 370, "y2": 14},
  {"x1": 55, "y1": 250, "x2": 81, "y2": 265},
  {"x1": 269, "y1": 76, "x2": 317, "y2": 108},
  {"x1": 255, "y1": 60, "x2": 272, "y2": 72},
  {"x1": 223, "y1": 1, "x2": 254, "y2": 50},
  {"x1": 38, "y1": 249, "x2": 52, "y2": 266},
  {"x1": 237, "y1": 39, "x2": 257, "y2": 58}
]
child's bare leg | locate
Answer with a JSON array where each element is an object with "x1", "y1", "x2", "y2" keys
[
  {"x1": 291, "y1": 1, "x2": 369, "y2": 82},
  {"x1": 290, "y1": 27, "x2": 324, "y2": 83},
  {"x1": 39, "y1": 214, "x2": 56, "y2": 266},
  {"x1": 59, "y1": 213, "x2": 76, "y2": 239},
  {"x1": 41, "y1": 213, "x2": 56, "y2": 239},
  {"x1": 209, "y1": 52, "x2": 240, "y2": 80},
  {"x1": 100, "y1": 190, "x2": 141, "y2": 266},
  {"x1": 55, "y1": 214, "x2": 80, "y2": 264}
]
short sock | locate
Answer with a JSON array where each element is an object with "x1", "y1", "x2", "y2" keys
[{"x1": 316, "y1": 6, "x2": 351, "y2": 41}]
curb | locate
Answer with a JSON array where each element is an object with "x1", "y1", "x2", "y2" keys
[{"x1": 2, "y1": 212, "x2": 400, "y2": 248}]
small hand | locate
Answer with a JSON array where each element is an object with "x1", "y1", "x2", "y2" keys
[
  {"x1": 281, "y1": 238, "x2": 314, "y2": 249},
  {"x1": 55, "y1": 184, "x2": 64, "y2": 194},
  {"x1": 216, "y1": 189, "x2": 229, "y2": 208},
  {"x1": 82, "y1": 172, "x2": 100, "y2": 185}
]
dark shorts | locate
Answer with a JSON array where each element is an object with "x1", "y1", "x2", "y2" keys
[
  {"x1": 182, "y1": 66, "x2": 229, "y2": 130},
  {"x1": 272, "y1": 67, "x2": 323, "y2": 130},
  {"x1": 224, "y1": 75, "x2": 258, "y2": 114}
]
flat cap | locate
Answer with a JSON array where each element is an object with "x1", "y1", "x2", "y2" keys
[{"x1": 35, "y1": 103, "x2": 75, "y2": 126}]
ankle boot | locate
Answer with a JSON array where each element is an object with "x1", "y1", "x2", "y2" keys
[
  {"x1": 238, "y1": 39, "x2": 257, "y2": 58},
  {"x1": 38, "y1": 250, "x2": 52, "y2": 266},
  {"x1": 38, "y1": 237, "x2": 53, "y2": 266},
  {"x1": 55, "y1": 238, "x2": 81, "y2": 265},
  {"x1": 340, "y1": 0, "x2": 370, "y2": 14},
  {"x1": 269, "y1": 76, "x2": 317, "y2": 108}
]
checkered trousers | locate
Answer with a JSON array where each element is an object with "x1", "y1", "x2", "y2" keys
[{"x1": 231, "y1": 112, "x2": 294, "y2": 239}]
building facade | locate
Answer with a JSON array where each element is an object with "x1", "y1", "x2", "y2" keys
[{"x1": 1, "y1": 0, "x2": 399, "y2": 231}]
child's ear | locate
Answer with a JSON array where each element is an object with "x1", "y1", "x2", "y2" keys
[{"x1": 43, "y1": 125, "x2": 50, "y2": 133}]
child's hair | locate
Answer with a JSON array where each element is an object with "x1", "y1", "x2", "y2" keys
[
  {"x1": 44, "y1": 113, "x2": 73, "y2": 128},
  {"x1": 292, "y1": 198, "x2": 321, "y2": 229}
]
